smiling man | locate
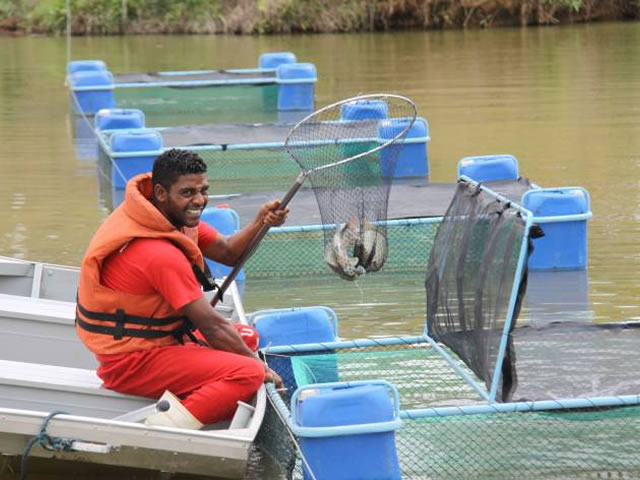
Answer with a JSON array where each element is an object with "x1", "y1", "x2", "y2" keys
[{"x1": 75, "y1": 148, "x2": 287, "y2": 429}]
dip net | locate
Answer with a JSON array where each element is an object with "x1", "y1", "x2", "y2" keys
[
  {"x1": 284, "y1": 94, "x2": 417, "y2": 281},
  {"x1": 212, "y1": 94, "x2": 418, "y2": 303}
]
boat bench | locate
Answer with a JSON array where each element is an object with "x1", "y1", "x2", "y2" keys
[
  {"x1": 0, "y1": 359, "x2": 257, "y2": 430},
  {"x1": 0, "y1": 292, "x2": 238, "y2": 371},
  {"x1": 0, "y1": 359, "x2": 152, "y2": 420},
  {"x1": 0, "y1": 293, "x2": 98, "y2": 369}
]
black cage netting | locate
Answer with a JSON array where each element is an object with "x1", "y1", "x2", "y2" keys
[
  {"x1": 425, "y1": 179, "x2": 529, "y2": 401},
  {"x1": 426, "y1": 178, "x2": 640, "y2": 402}
]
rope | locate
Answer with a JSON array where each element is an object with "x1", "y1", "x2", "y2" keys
[
  {"x1": 20, "y1": 411, "x2": 74, "y2": 480},
  {"x1": 264, "y1": 385, "x2": 318, "y2": 480},
  {"x1": 65, "y1": 0, "x2": 71, "y2": 65}
]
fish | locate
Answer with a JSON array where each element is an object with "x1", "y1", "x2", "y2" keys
[
  {"x1": 355, "y1": 221, "x2": 388, "y2": 273},
  {"x1": 324, "y1": 219, "x2": 388, "y2": 280},
  {"x1": 325, "y1": 220, "x2": 366, "y2": 281}
]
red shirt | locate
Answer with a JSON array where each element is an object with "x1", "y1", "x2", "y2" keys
[{"x1": 101, "y1": 222, "x2": 218, "y2": 310}]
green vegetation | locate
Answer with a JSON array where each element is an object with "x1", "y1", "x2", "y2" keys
[{"x1": 1, "y1": 0, "x2": 639, "y2": 34}]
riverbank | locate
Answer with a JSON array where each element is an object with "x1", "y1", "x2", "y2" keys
[{"x1": 1, "y1": 0, "x2": 639, "y2": 35}]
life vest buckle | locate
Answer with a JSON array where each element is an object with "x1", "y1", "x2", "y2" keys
[{"x1": 113, "y1": 309, "x2": 126, "y2": 340}]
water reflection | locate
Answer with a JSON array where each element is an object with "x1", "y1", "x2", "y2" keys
[
  {"x1": 522, "y1": 270, "x2": 593, "y2": 327},
  {"x1": 1, "y1": 22, "x2": 640, "y2": 480},
  {"x1": 68, "y1": 113, "x2": 97, "y2": 162}
]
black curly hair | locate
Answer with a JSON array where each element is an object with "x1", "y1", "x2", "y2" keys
[{"x1": 152, "y1": 148, "x2": 207, "y2": 190}]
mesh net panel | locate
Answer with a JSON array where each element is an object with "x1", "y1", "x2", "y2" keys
[
  {"x1": 113, "y1": 70, "x2": 276, "y2": 84},
  {"x1": 114, "y1": 84, "x2": 282, "y2": 127},
  {"x1": 245, "y1": 218, "x2": 437, "y2": 278},
  {"x1": 397, "y1": 405, "x2": 640, "y2": 479},
  {"x1": 510, "y1": 321, "x2": 640, "y2": 401},
  {"x1": 285, "y1": 95, "x2": 416, "y2": 281},
  {"x1": 199, "y1": 147, "x2": 301, "y2": 195},
  {"x1": 261, "y1": 343, "x2": 640, "y2": 479},
  {"x1": 426, "y1": 180, "x2": 528, "y2": 402}
]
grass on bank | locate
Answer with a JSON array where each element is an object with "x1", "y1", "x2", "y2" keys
[{"x1": 1, "y1": 0, "x2": 639, "y2": 34}]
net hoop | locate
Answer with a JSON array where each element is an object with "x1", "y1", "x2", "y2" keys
[{"x1": 284, "y1": 93, "x2": 418, "y2": 174}]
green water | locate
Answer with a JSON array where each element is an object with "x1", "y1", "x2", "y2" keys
[
  {"x1": 1, "y1": 22, "x2": 640, "y2": 479},
  {"x1": 2, "y1": 24, "x2": 640, "y2": 327}
]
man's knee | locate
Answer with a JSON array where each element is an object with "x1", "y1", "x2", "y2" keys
[{"x1": 241, "y1": 357, "x2": 266, "y2": 390}]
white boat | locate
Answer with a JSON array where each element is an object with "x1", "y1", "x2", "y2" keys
[{"x1": 0, "y1": 255, "x2": 266, "y2": 479}]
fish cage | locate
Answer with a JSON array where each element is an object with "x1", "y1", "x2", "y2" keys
[
  {"x1": 249, "y1": 177, "x2": 640, "y2": 479},
  {"x1": 94, "y1": 109, "x2": 430, "y2": 203},
  {"x1": 66, "y1": 52, "x2": 317, "y2": 126}
]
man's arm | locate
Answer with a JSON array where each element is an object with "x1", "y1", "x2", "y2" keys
[
  {"x1": 180, "y1": 296, "x2": 256, "y2": 358},
  {"x1": 201, "y1": 199, "x2": 289, "y2": 266},
  {"x1": 180, "y1": 296, "x2": 284, "y2": 389}
]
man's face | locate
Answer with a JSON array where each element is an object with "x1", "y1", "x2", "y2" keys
[{"x1": 155, "y1": 173, "x2": 209, "y2": 228}]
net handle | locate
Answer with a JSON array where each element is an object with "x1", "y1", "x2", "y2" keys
[{"x1": 211, "y1": 171, "x2": 308, "y2": 306}]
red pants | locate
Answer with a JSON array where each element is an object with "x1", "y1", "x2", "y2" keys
[{"x1": 97, "y1": 335, "x2": 264, "y2": 425}]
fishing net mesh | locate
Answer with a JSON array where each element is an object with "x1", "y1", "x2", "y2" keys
[
  {"x1": 284, "y1": 95, "x2": 416, "y2": 281},
  {"x1": 258, "y1": 343, "x2": 640, "y2": 479},
  {"x1": 245, "y1": 218, "x2": 437, "y2": 278},
  {"x1": 114, "y1": 84, "x2": 282, "y2": 127},
  {"x1": 198, "y1": 148, "x2": 299, "y2": 194},
  {"x1": 426, "y1": 180, "x2": 528, "y2": 402}
]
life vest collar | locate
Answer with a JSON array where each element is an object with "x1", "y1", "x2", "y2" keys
[{"x1": 122, "y1": 173, "x2": 177, "y2": 234}]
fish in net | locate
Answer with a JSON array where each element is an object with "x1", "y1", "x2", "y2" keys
[
  {"x1": 212, "y1": 93, "x2": 417, "y2": 303},
  {"x1": 285, "y1": 94, "x2": 417, "y2": 281}
]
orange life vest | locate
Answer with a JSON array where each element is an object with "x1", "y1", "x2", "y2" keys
[{"x1": 76, "y1": 173, "x2": 206, "y2": 355}]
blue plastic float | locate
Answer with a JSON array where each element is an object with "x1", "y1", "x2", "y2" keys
[
  {"x1": 200, "y1": 207, "x2": 246, "y2": 295},
  {"x1": 457, "y1": 154, "x2": 591, "y2": 271},
  {"x1": 292, "y1": 381, "x2": 402, "y2": 480},
  {"x1": 523, "y1": 187, "x2": 591, "y2": 271}
]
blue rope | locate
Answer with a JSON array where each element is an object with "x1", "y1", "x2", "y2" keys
[{"x1": 20, "y1": 411, "x2": 74, "y2": 480}]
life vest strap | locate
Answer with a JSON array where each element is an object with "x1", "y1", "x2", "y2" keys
[
  {"x1": 76, "y1": 301, "x2": 182, "y2": 327},
  {"x1": 76, "y1": 315, "x2": 185, "y2": 340},
  {"x1": 192, "y1": 263, "x2": 218, "y2": 292}
]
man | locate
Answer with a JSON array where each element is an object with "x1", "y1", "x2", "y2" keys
[{"x1": 76, "y1": 148, "x2": 287, "y2": 429}]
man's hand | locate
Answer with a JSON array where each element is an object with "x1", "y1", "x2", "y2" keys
[
  {"x1": 264, "y1": 365, "x2": 284, "y2": 391},
  {"x1": 201, "y1": 199, "x2": 290, "y2": 267},
  {"x1": 260, "y1": 199, "x2": 289, "y2": 227}
]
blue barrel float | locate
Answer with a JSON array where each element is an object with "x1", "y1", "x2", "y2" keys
[
  {"x1": 94, "y1": 108, "x2": 145, "y2": 131},
  {"x1": 68, "y1": 68, "x2": 115, "y2": 115},
  {"x1": 67, "y1": 59, "x2": 107, "y2": 75},
  {"x1": 339, "y1": 100, "x2": 430, "y2": 179},
  {"x1": 378, "y1": 116, "x2": 430, "y2": 178},
  {"x1": 277, "y1": 63, "x2": 317, "y2": 112},
  {"x1": 93, "y1": 109, "x2": 148, "y2": 208},
  {"x1": 457, "y1": 153, "x2": 520, "y2": 182},
  {"x1": 522, "y1": 187, "x2": 592, "y2": 271},
  {"x1": 249, "y1": 307, "x2": 338, "y2": 392},
  {"x1": 291, "y1": 381, "x2": 402, "y2": 480},
  {"x1": 200, "y1": 207, "x2": 246, "y2": 296},
  {"x1": 339, "y1": 99, "x2": 388, "y2": 168},
  {"x1": 109, "y1": 129, "x2": 163, "y2": 190},
  {"x1": 259, "y1": 52, "x2": 297, "y2": 111}
]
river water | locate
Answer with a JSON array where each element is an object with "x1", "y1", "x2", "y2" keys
[{"x1": 0, "y1": 21, "x2": 639, "y2": 479}]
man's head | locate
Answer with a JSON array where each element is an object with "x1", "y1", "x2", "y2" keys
[{"x1": 151, "y1": 149, "x2": 209, "y2": 229}]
